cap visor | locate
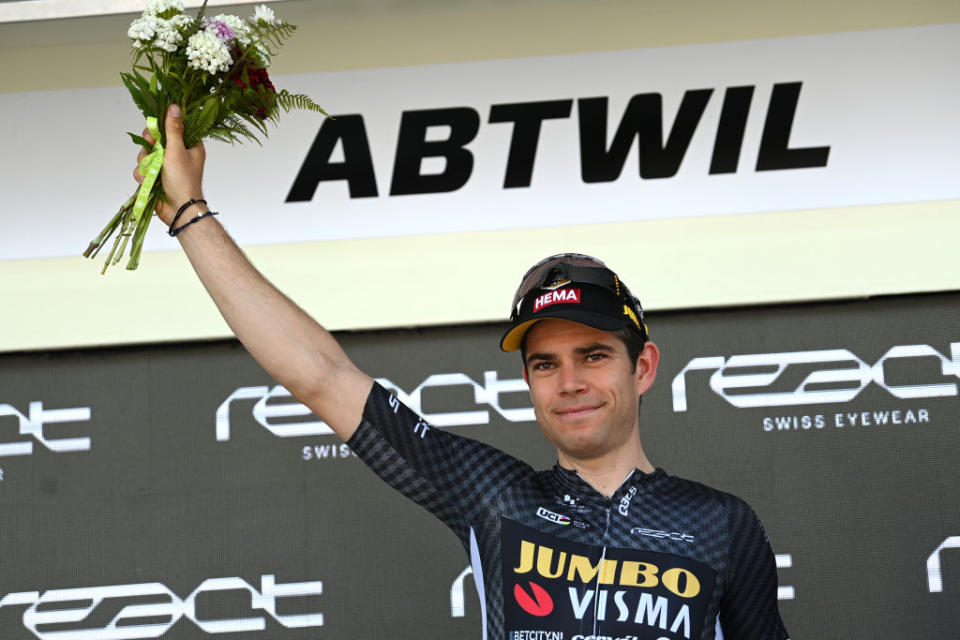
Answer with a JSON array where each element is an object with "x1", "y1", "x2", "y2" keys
[{"x1": 500, "y1": 309, "x2": 631, "y2": 352}]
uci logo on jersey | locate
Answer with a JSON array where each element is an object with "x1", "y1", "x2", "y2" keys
[{"x1": 536, "y1": 507, "x2": 571, "y2": 526}]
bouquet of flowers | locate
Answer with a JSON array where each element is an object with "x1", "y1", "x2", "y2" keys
[{"x1": 84, "y1": 0, "x2": 326, "y2": 272}]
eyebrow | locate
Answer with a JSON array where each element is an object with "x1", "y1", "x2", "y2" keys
[
  {"x1": 525, "y1": 342, "x2": 617, "y2": 365},
  {"x1": 574, "y1": 343, "x2": 617, "y2": 355}
]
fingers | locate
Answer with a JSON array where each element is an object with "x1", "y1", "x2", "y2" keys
[
  {"x1": 130, "y1": 103, "x2": 204, "y2": 225},
  {"x1": 134, "y1": 143, "x2": 148, "y2": 181},
  {"x1": 164, "y1": 103, "x2": 185, "y2": 152}
]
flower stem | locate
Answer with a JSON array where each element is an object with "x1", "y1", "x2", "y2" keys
[
  {"x1": 126, "y1": 188, "x2": 161, "y2": 270},
  {"x1": 84, "y1": 193, "x2": 136, "y2": 259}
]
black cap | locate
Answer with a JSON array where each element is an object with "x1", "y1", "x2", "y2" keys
[{"x1": 500, "y1": 254, "x2": 646, "y2": 352}]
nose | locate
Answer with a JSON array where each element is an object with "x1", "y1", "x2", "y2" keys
[{"x1": 557, "y1": 361, "x2": 587, "y2": 395}]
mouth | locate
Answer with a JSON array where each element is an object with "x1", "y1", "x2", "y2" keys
[{"x1": 553, "y1": 404, "x2": 603, "y2": 420}]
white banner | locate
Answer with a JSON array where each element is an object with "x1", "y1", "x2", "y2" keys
[{"x1": 1, "y1": 24, "x2": 958, "y2": 260}]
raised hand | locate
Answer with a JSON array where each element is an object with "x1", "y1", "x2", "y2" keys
[{"x1": 134, "y1": 104, "x2": 207, "y2": 226}]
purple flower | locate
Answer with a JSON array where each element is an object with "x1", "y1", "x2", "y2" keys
[{"x1": 209, "y1": 20, "x2": 234, "y2": 42}]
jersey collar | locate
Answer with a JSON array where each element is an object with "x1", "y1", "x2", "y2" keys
[{"x1": 550, "y1": 464, "x2": 667, "y2": 505}]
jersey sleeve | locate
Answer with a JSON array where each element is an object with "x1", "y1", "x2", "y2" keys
[
  {"x1": 717, "y1": 500, "x2": 791, "y2": 640},
  {"x1": 347, "y1": 381, "x2": 534, "y2": 545}
]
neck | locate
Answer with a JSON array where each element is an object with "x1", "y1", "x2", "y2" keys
[{"x1": 557, "y1": 442, "x2": 655, "y2": 498}]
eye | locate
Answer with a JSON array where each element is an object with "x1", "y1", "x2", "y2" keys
[
  {"x1": 531, "y1": 361, "x2": 554, "y2": 371},
  {"x1": 585, "y1": 352, "x2": 607, "y2": 362}
]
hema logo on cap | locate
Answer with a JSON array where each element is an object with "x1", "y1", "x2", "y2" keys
[{"x1": 533, "y1": 288, "x2": 581, "y2": 313}]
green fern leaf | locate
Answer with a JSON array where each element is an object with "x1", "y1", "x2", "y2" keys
[
  {"x1": 236, "y1": 111, "x2": 270, "y2": 137},
  {"x1": 120, "y1": 73, "x2": 156, "y2": 119},
  {"x1": 183, "y1": 96, "x2": 220, "y2": 147},
  {"x1": 130, "y1": 68, "x2": 154, "y2": 97},
  {"x1": 205, "y1": 129, "x2": 237, "y2": 144},
  {"x1": 276, "y1": 90, "x2": 329, "y2": 117},
  {"x1": 217, "y1": 116, "x2": 261, "y2": 145},
  {"x1": 127, "y1": 132, "x2": 154, "y2": 152}
]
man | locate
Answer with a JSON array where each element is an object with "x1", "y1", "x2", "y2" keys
[{"x1": 139, "y1": 105, "x2": 789, "y2": 639}]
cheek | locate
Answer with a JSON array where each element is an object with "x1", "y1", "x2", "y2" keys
[
  {"x1": 529, "y1": 393, "x2": 550, "y2": 425},
  {"x1": 535, "y1": 421, "x2": 562, "y2": 450},
  {"x1": 527, "y1": 378, "x2": 549, "y2": 405}
]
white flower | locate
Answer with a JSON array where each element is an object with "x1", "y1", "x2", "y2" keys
[
  {"x1": 212, "y1": 13, "x2": 252, "y2": 45},
  {"x1": 145, "y1": 0, "x2": 184, "y2": 18},
  {"x1": 154, "y1": 38, "x2": 177, "y2": 52},
  {"x1": 251, "y1": 5, "x2": 279, "y2": 27},
  {"x1": 154, "y1": 14, "x2": 191, "y2": 52},
  {"x1": 127, "y1": 15, "x2": 160, "y2": 42},
  {"x1": 154, "y1": 27, "x2": 181, "y2": 52},
  {"x1": 169, "y1": 14, "x2": 192, "y2": 29},
  {"x1": 185, "y1": 30, "x2": 232, "y2": 74}
]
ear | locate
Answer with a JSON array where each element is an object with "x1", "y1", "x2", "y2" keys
[
  {"x1": 635, "y1": 341, "x2": 660, "y2": 396},
  {"x1": 522, "y1": 363, "x2": 529, "y2": 383}
]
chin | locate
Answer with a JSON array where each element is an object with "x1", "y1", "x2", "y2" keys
[
  {"x1": 557, "y1": 432, "x2": 610, "y2": 459},
  {"x1": 538, "y1": 412, "x2": 609, "y2": 452}
]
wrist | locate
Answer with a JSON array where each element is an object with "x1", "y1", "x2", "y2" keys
[
  {"x1": 168, "y1": 198, "x2": 208, "y2": 231},
  {"x1": 170, "y1": 207, "x2": 219, "y2": 238}
]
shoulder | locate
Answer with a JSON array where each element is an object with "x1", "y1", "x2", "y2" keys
[
  {"x1": 361, "y1": 380, "x2": 418, "y2": 425},
  {"x1": 354, "y1": 381, "x2": 534, "y2": 471},
  {"x1": 659, "y1": 473, "x2": 763, "y2": 528}
]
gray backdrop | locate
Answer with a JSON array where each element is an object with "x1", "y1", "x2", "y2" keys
[{"x1": 1, "y1": 291, "x2": 958, "y2": 639}]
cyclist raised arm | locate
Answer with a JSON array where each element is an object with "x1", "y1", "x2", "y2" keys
[{"x1": 135, "y1": 104, "x2": 372, "y2": 439}]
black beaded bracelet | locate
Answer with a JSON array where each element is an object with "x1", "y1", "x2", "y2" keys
[
  {"x1": 171, "y1": 210, "x2": 218, "y2": 237},
  {"x1": 168, "y1": 198, "x2": 207, "y2": 236}
]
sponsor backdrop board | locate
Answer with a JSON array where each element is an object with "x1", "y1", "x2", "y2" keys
[
  {"x1": 1, "y1": 291, "x2": 958, "y2": 639},
  {"x1": 4, "y1": 24, "x2": 959, "y2": 260},
  {"x1": 2, "y1": 22, "x2": 959, "y2": 352}
]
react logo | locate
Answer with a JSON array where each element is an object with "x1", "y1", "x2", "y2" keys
[
  {"x1": 671, "y1": 342, "x2": 960, "y2": 411},
  {"x1": 514, "y1": 581, "x2": 553, "y2": 616},
  {"x1": 0, "y1": 401, "x2": 91, "y2": 457},
  {"x1": 928, "y1": 536, "x2": 960, "y2": 593}
]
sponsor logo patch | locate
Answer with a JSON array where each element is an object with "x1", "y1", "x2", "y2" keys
[
  {"x1": 631, "y1": 527, "x2": 695, "y2": 543},
  {"x1": 537, "y1": 507, "x2": 572, "y2": 526},
  {"x1": 618, "y1": 485, "x2": 638, "y2": 516},
  {"x1": 533, "y1": 288, "x2": 581, "y2": 313},
  {"x1": 514, "y1": 581, "x2": 554, "y2": 617},
  {"x1": 500, "y1": 517, "x2": 716, "y2": 640}
]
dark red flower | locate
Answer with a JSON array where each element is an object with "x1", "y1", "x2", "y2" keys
[{"x1": 226, "y1": 51, "x2": 277, "y2": 120}]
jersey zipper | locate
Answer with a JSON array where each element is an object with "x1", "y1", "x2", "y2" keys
[{"x1": 592, "y1": 505, "x2": 613, "y2": 636}]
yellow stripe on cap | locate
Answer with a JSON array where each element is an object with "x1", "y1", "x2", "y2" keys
[{"x1": 500, "y1": 319, "x2": 540, "y2": 352}]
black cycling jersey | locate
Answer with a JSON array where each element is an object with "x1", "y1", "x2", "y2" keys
[{"x1": 348, "y1": 382, "x2": 790, "y2": 640}]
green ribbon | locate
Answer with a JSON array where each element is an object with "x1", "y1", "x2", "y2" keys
[{"x1": 133, "y1": 116, "x2": 164, "y2": 224}]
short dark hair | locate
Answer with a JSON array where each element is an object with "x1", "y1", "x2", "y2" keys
[
  {"x1": 520, "y1": 323, "x2": 648, "y2": 373},
  {"x1": 613, "y1": 325, "x2": 648, "y2": 373}
]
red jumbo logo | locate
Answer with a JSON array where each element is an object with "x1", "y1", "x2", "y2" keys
[
  {"x1": 514, "y1": 581, "x2": 554, "y2": 616},
  {"x1": 534, "y1": 288, "x2": 581, "y2": 312}
]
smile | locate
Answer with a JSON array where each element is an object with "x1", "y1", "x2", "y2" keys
[{"x1": 553, "y1": 404, "x2": 603, "y2": 420}]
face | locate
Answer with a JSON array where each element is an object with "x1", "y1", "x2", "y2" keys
[{"x1": 523, "y1": 319, "x2": 659, "y2": 463}]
